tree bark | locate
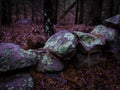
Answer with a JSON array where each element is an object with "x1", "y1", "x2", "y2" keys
[
  {"x1": 1, "y1": 0, "x2": 12, "y2": 25},
  {"x1": 101, "y1": 0, "x2": 112, "y2": 21},
  {"x1": 75, "y1": 0, "x2": 79, "y2": 24},
  {"x1": 15, "y1": 0, "x2": 20, "y2": 21},
  {"x1": 78, "y1": 0, "x2": 84, "y2": 24},
  {"x1": 31, "y1": 0, "x2": 35, "y2": 22},
  {"x1": 23, "y1": 0, "x2": 27, "y2": 18},
  {"x1": 112, "y1": 0, "x2": 120, "y2": 15},
  {"x1": 51, "y1": 0, "x2": 58, "y2": 24},
  {"x1": 43, "y1": 0, "x2": 54, "y2": 38}
]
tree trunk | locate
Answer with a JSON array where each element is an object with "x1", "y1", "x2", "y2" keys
[
  {"x1": 112, "y1": 0, "x2": 120, "y2": 15},
  {"x1": 51, "y1": 0, "x2": 58, "y2": 24},
  {"x1": 31, "y1": 0, "x2": 35, "y2": 22},
  {"x1": 83, "y1": 0, "x2": 90, "y2": 25},
  {"x1": 23, "y1": 0, "x2": 27, "y2": 18},
  {"x1": 90, "y1": 0, "x2": 102, "y2": 25},
  {"x1": 101, "y1": 0, "x2": 112, "y2": 21},
  {"x1": 75, "y1": 0, "x2": 79, "y2": 24},
  {"x1": 78, "y1": 0, "x2": 84, "y2": 24},
  {"x1": 43, "y1": 0, "x2": 54, "y2": 38},
  {"x1": 15, "y1": 0, "x2": 20, "y2": 21},
  {"x1": 1, "y1": 0, "x2": 12, "y2": 25}
]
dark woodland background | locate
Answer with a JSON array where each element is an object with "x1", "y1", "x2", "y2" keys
[{"x1": 0, "y1": 0, "x2": 120, "y2": 25}]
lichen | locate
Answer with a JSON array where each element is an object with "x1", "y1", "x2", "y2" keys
[
  {"x1": 91, "y1": 25, "x2": 115, "y2": 41},
  {"x1": 0, "y1": 65, "x2": 9, "y2": 72},
  {"x1": 44, "y1": 36, "x2": 61, "y2": 48},
  {"x1": 20, "y1": 49, "x2": 36, "y2": 59},
  {"x1": 58, "y1": 41, "x2": 74, "y2": 54},
  {"x1": 5, "y1": 49, "x2": 13, "y2": 56},
  {"x1": 64, "y1": 33, "x2": 75, "y2": 41},
  {"x1": 42, "y1": 55, "x2": 53, "y2": 65},
  {"x1": 8, "y1": 86, "x2": 14, "y2": 90},
  {"x1": 28, "y1": 77, "x2": 33, "y2": 88}
]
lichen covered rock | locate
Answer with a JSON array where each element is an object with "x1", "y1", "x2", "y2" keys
[
  {"x1": 35, "y1": 49, "x2": 64, "y2": 72},
  {"x1": 0, "y1": 73, "x2": 34, "y2": 90},
  {"x1": 0, "y1": 43, "x2": 37, "y2": 72},
  {"x1": 44, "y1": 30, "x2": 78, "y2": 58},
  {"x1": 73, "y1": 31, "x2": 105, "y2": 54},
  {"x1": 91, "y1": 25, "x2": 116, "y2": 42}
]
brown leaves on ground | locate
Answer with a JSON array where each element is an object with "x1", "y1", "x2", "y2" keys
[
  {"x1": 30, "y1": 56, "x2": 120, "y2": 90},
  {"x1": 0, "y1": 24, "x2": 93, "y2": 50},
  {"x1": 0, "y1": 24, "x2": 120, "y2": 90}
]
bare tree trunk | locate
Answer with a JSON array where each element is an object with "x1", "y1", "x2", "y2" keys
[
  {"x1": 43, "y1": 0, "x2": 54, "y2": 38},
  {"x1": 23, "y1": 0, "x2": 27, "y2": 18},
  {"x1": 52, "y1": 0, "x2": 58, "y2": 24},
  {"x1": 112, "y1": 0, "x2": 120, "y2": 15},
  {"x1": 90, "y1": 0, "x2": 102, "y2": 25},
  {"x1": 1, "y1": 0, "x2": 12, "y2": 25},
  {"x1": 31, "y1": 0, "x2": 35, "y2": 22},
  {"x1": 83, "y1": 0, "x2": 95, "y2": 25},
  {"x1": 75, "y1": 0, "x2": 79, "y2": 24},
  {"x1": 101, "y1": 0, "x2": 112, "y2": 21},
  {"x1": 78, "y1": 0, "x2": 84, "y2": 24},
  {"x1": 15, "y1": 0, "x2": 20, "y2": 21}
]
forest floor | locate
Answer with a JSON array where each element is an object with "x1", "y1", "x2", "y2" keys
[{"x1": 0, "y1": 24, "x2": 120, "y2": 90}]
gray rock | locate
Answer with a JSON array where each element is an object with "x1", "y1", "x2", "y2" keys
[
  {"x1": 91, "y1": 25, "x2": 116, "y2": 42},
  {"x1": 0, "y1": 73, "x2": 34, "y2": 90},
  {"x1": 35, "y1": 49, "x2": 64, "y2": 72},
  {"x1": 0, "y1": 43, "x2": 37, "y2": 72},
  {"x1": 44, "y1": 30, "x2": 78, "y2": 58},
  {"x1": 73, "y1": 31, "x2": 105, "y2": 54},
  {"x1": 73, "y1": 52, "x2": 104, "y2": 68},
  {"x1": 16, "y1": 19, "x2": 32, "y2": 25},
  {"x1": 103, "y1": 15, "x2": 120, "y2": 30},
  {"x1": 91, "y1": 25, "x2": 118, "y2": 53}
]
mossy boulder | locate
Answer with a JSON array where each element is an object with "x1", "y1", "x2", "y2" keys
[
  {"x1": 35, "y1": 49, "x2": 64, "y2": 72},
  {"x1": 91, "y1": 25, "x2": 116, "y2": 42},
  {"x1": 73, "y1": 31, "x2": 105, "y2": 54},
  {"x1": 0, "y1": 73, "x2": 34, "y2": 90},
  {"x1": 44, "y1": 30, "x2": 78, "y2": 58},
  {"x1": 0, "y1": 43, "x2": 37, "y2": 72}
]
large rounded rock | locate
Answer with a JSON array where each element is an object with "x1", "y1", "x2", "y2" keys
[
  {"x1": 91, "y1": 25, "x2": 116, "y2": 42},
  {"x1": 73, "y1": 31, "x2": 105, "y2": 54},
  {"x1": 35, "y1": 49, "x2": 64, "y2": 72},
  {"x1": 0, "y1": 43, "x2": 37, "y2": 72},
  {"x1": 0, "y1": 73, "x2": 34, "y2": 90},
  {"x1": 44, "y1": 30, "x2": 78, "y2": 58}
]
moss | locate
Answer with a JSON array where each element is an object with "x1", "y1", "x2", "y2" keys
[
  {"x1": 27, "y1": 77, "x2": 33, "y2": 88},
  {"x1": 42, "y1": 55, "x2": 53, "y2": 65},
  {"x1": 64, "y1": 33, "x2": 75, "y2": 41},
  {"x1": 58, "y1": 41, "x2": 73, "y2": 54},
  {"x1": 2, "y1": 49, "x2": 13, "y2": 63},
  {"x1": 81, "y1": 35, "x2": 101, "y2": 47},
  {"x1": 44, "y1": 36, "x2": 61, "y2": 48},
  {"x1": 20, "y1": 49, "x2": 36, "y2": 59},
  {"x1": 5, "y1": 49, "x2": 13, "y2": 56},
  {"x1": 4, "y1": 57, "x2": 10, "y2": 63}
]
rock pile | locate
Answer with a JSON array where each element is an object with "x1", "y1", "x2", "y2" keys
[{"x1": 0, "y1": 15, "x2": 119, "y2": 89}]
